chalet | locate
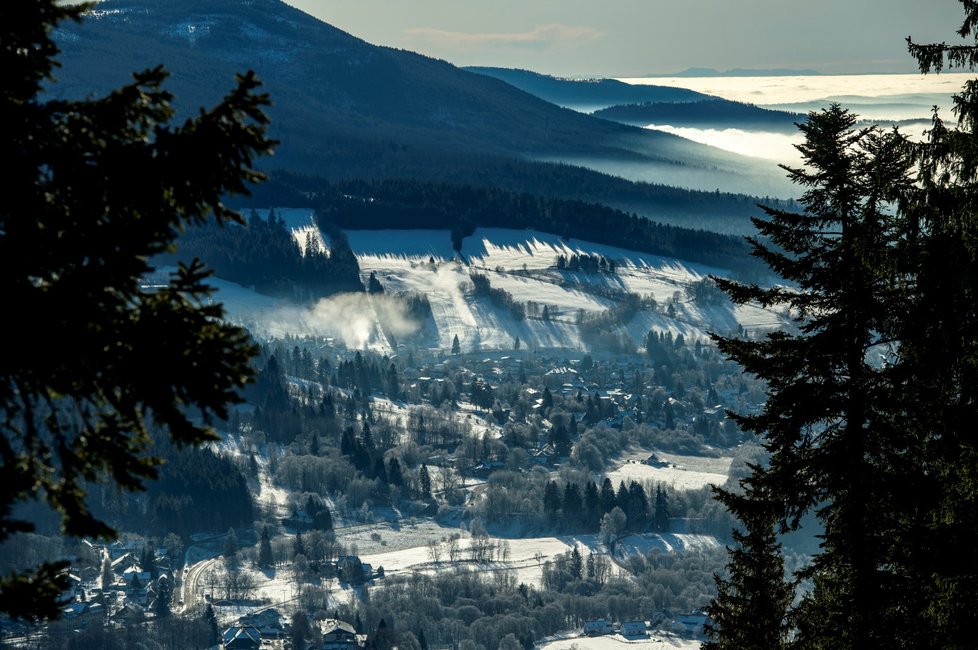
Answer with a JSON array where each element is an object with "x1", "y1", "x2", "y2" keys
[
  {"x1": 335, "y1": 555, "x2": 368, "y2": 584},
  {"x1": 322, "y1": 620, "x2": 360, "y2": 649},
  {"x1": 620, "y1": 620, "x2": 648, "y2": 637},
  {"x1": 111, "y1": 553, "x2": 139, "y2": 575},
  {"x1": 583, "y1": 619, "x2": 614, "y2": 635},
  {"x1": 223, "y1": 625, "x2": 261, "y2": 650},
  {"x1": 675, "y1": 611, "x2": 709, "y2": 636},
  {"x1": 644, "y1": 454, "x2": 671, "y2": 468},
  {"x1": 110, "y1": 603, "x2": 145, "y2": 625},
  {"x1": 239, "y1": 608, "x2": 286, "y2": 639},
  {"x1": 122, "y1": 567, "x2": 152, "y2": 590},
  {"x1": 530, "y1": 445, "x2": 557, "y2": 466},
  {"x1": 470, "y1": 460, "x2": 505, "y2": 478},
  {"x1": 62, "y1": 601, "x2": 104, "y2": 625}
]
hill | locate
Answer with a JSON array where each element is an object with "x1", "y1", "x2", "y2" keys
[
  {"x1": 52, "y1": 0, "x2": 795, "y2": 227},
  {"x1": 210, "y1": 212, "x2": 788, "y2": 354},
  {"x1": 465, "y1": 66, "x2": 712, "y2": 111},
  {"x1": 594, "y1": 99, "x2": 804, "y2": 133}
]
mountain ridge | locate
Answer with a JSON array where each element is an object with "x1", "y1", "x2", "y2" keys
[{"x1": 52, "y1": 0, "x2": 795, "y2": 230}]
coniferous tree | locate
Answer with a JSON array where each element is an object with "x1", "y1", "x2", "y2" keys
[
  {"x1": 419, "y1": 464, "x2": 432, "y2": 499},
  {"x1": 0, "y1": 0, "x2": 271, "y2": 620},
  {"x1": 203, "y1": 604, "x2": 220, "y2": 645},
  {"x1": 224, "y1": 528, "x2": 239, "y2": 562},
  {"x1": 899, "y1": 4, "x2": 978, "y2": 645},
  {"x1": 653, "y1": 485, "x2": 669, "y2": 532},
  {"x1": 100, "y1": 557, "x2": 114, "y2": 593},
  {"x1": 153, "y1": 575, "x2": 172, "y2": 618},
  {"x1": 710, "y1": 106, "x2": 912, "y2": 647},
  {"x1": 293, "y1": 531, "x2": 305, "y2": 560},
  {"x1": 258, "y1": 525, "x2": 274, "y2": 569},
  {"x1": 704, "y1": 493, "x2": 792, "y2": 650}
]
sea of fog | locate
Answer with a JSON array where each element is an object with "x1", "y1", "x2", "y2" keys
[{"x1": 618, "y1": 72, "x2": 971, "y2": 163}]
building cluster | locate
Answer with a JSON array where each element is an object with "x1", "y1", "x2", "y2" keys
[
  {"x1": 583, "y1": 610, "x2": 708, "y2": 639},
  {"x1": 222, "y1": 611, "x2": 365, "y2": 649},
  {"x1": 56, "y1": 539, "x2": 176, "y2": 629}
]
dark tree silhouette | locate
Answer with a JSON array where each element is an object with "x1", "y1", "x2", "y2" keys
[
  {"x1": 0, "y1": 1, "x2": 272, "y2": 620},
  {"x1": 708, "y1": 2, "x2": 978, "y2": 646}
]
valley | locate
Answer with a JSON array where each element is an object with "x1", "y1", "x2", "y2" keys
[{"x1": 6, "y1": 0, "x2": 968, "y2": 649}]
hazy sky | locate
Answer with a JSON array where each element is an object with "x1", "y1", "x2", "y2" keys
[{"x1": 285, "y1": 0, "x2": 968, "y2": 77}]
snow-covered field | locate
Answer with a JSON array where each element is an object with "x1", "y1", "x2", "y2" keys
[
  {"x1": 539, "y1": 633, "x2": 701, "y2": 650},
  {"x1": 196, "y1": 220, "x2": 789, "y2": 353},
  {"x1": 606, "y1": 451, "x2": 733, "y2": 492},
  {"x1": 336, "y1": 519, "x2": 718, "y2": 589}
]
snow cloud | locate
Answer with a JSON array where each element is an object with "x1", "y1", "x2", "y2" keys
[{"x1": 265, "y1": 293, "x2": 421, "y2": 349}]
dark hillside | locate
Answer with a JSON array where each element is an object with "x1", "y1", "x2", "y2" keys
[{"x1": 52, "y1": 0, "x2": 794, "y2": 229}]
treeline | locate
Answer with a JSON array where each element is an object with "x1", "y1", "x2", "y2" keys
[
  {"x1": 594, "y1": 99, "x2": 801, "y2": 132},
  {"x1": 163, "y1": 209, "x2": 362, "y2": 298},
  {"x1": 89, "y1": 438, "x2": 254, "y2": 537},
  {"x1": 41, "y1": 613, "x2": 219, "y2": 650},
  {"x1": 247, "y1": 175, "x2": 771, "y2": 274},
  {"x1": 541, "y1": 477, "x2": 670, "y2": 534},
  {"x1": 469, "y1": 273, "x2": 525, "y2": 320},
  {"x1": 556, "y1": 253, "x2": 617, "y2": 273},
  {"x1": 338, "y1": 548, "x2": 723, "y2": 650}
]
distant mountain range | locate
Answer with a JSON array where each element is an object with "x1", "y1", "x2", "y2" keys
[
  {"x1": 52, "y1": 0, "x2": 796, "y2": 232},
  {"x1": 594, "y1": 100, "x2": 804, "y2": 133},
  {"x1": 465, "y1": 66, "x2": 712, "y2": 111},
  {"x1": 465, "y1": 68, "x2": 806, "y2": 133}
]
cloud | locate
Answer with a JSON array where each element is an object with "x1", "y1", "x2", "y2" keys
[
  {"x1": 403, "y1": 23, "x2": 604, "y2": 51},
  {"x1": 263, "y1": 293, "x2": 422, "y2": 349}
]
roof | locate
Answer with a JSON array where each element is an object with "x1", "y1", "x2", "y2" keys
[
  {"x1": 323, "y1": 620, "x2": 356, "y2": 634},
  {"x1": 223, "y1": 625, "x2": 261, "y2": 647}
]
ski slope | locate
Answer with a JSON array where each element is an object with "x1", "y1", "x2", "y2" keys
[{"x1": 190, "y1": 217, "x2": 789, "y2": 353}]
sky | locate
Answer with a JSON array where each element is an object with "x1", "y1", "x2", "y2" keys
[{"x1": 285, "y1": 0, "x2": 969, "y2": 77}]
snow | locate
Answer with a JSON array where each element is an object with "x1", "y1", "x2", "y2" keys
[
  {"x1": 175, "y1": 223, "x2": 789, "y2": 353},
  {"x1": 539, "y1": 633, "x2": 701, "y2": 649},
  {"x1": 613, "y1": 533, "x2": 721, "y2": 556},
  {"x1": 342, "y1": 520, "x2": 718, "y2": 590},
  {"x1": 606, "y1": 451, "x2": 732, "y2": 492},
  {"x1": 250, "y1": 208, "x2": 324, "y2": 254}
]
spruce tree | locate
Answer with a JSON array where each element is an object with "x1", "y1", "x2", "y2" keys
[
  {"x1": 419, "y1": 464, "x2": 432, "y2": 499},
  {"x1": 224, "y1": 528, "x2": 239, "y2": 562},
  {"x1": 900, "y1": 3, "x2": 978, "y2": 645},
  {"x1": 258, "y1": 525, "x2": 274, "y2": 569},
  {"x1": 0, "y1": 0, "x2": 272, "y2": 620},
  {"x1": 704, "y1": 492, "x2": 791, "y2": 650},
  {"x1": 710, "y1": 106, "x2": 912, "y2": 648}
]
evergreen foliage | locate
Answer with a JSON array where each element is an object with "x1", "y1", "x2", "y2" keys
[
  {"x1": 0, "y1": 0, "x2": 271, "y2": 620},
  {"x1": 708, "y1": 3, "x2": 978, "y2": 646},
  {"x1": 167, "y1": 211, "x2": 363, "y2": 298},
  {"x1": 258, "y1": 525, "x2": 274, "y2": 569},
  {"x1": 248, "y1": 176, "x2": 776, "y2": 272},
  {"x1": 703, "y1": 494, "x2": 791, "y2": 650}
]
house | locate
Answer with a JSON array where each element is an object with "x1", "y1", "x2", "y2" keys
[
  {"x1": 620, "y1": 620, "x2": 648, "y2": 637},
  {"x1": 223, "y1": 625, "x2": 261, "y2": 649},
  {"x1": 111, "y1": 553, "x2": 139, "y2": 575},
  {"x1": 675, "y1": 611, "x2": 709, "y2": 636},
  {"x1": 583, "y1": 619, "x2": 614, "y2": 635},
  {"x1": 335, "y1": 556, "x2": 367, "y2": 584},
  {"x1": 239, "y1": 608, "x2": 285, "y2": 639},
  {"x1": 322, "y1": 620, "x2": 360, "y2": 649},
  {"x1": 110, "y1": 603, "x2": 145, "y2": 625}
]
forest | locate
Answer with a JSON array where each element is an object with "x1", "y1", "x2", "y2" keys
[{"x1": 163, "y1": 209, "x2": 363, "y2": 298}]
